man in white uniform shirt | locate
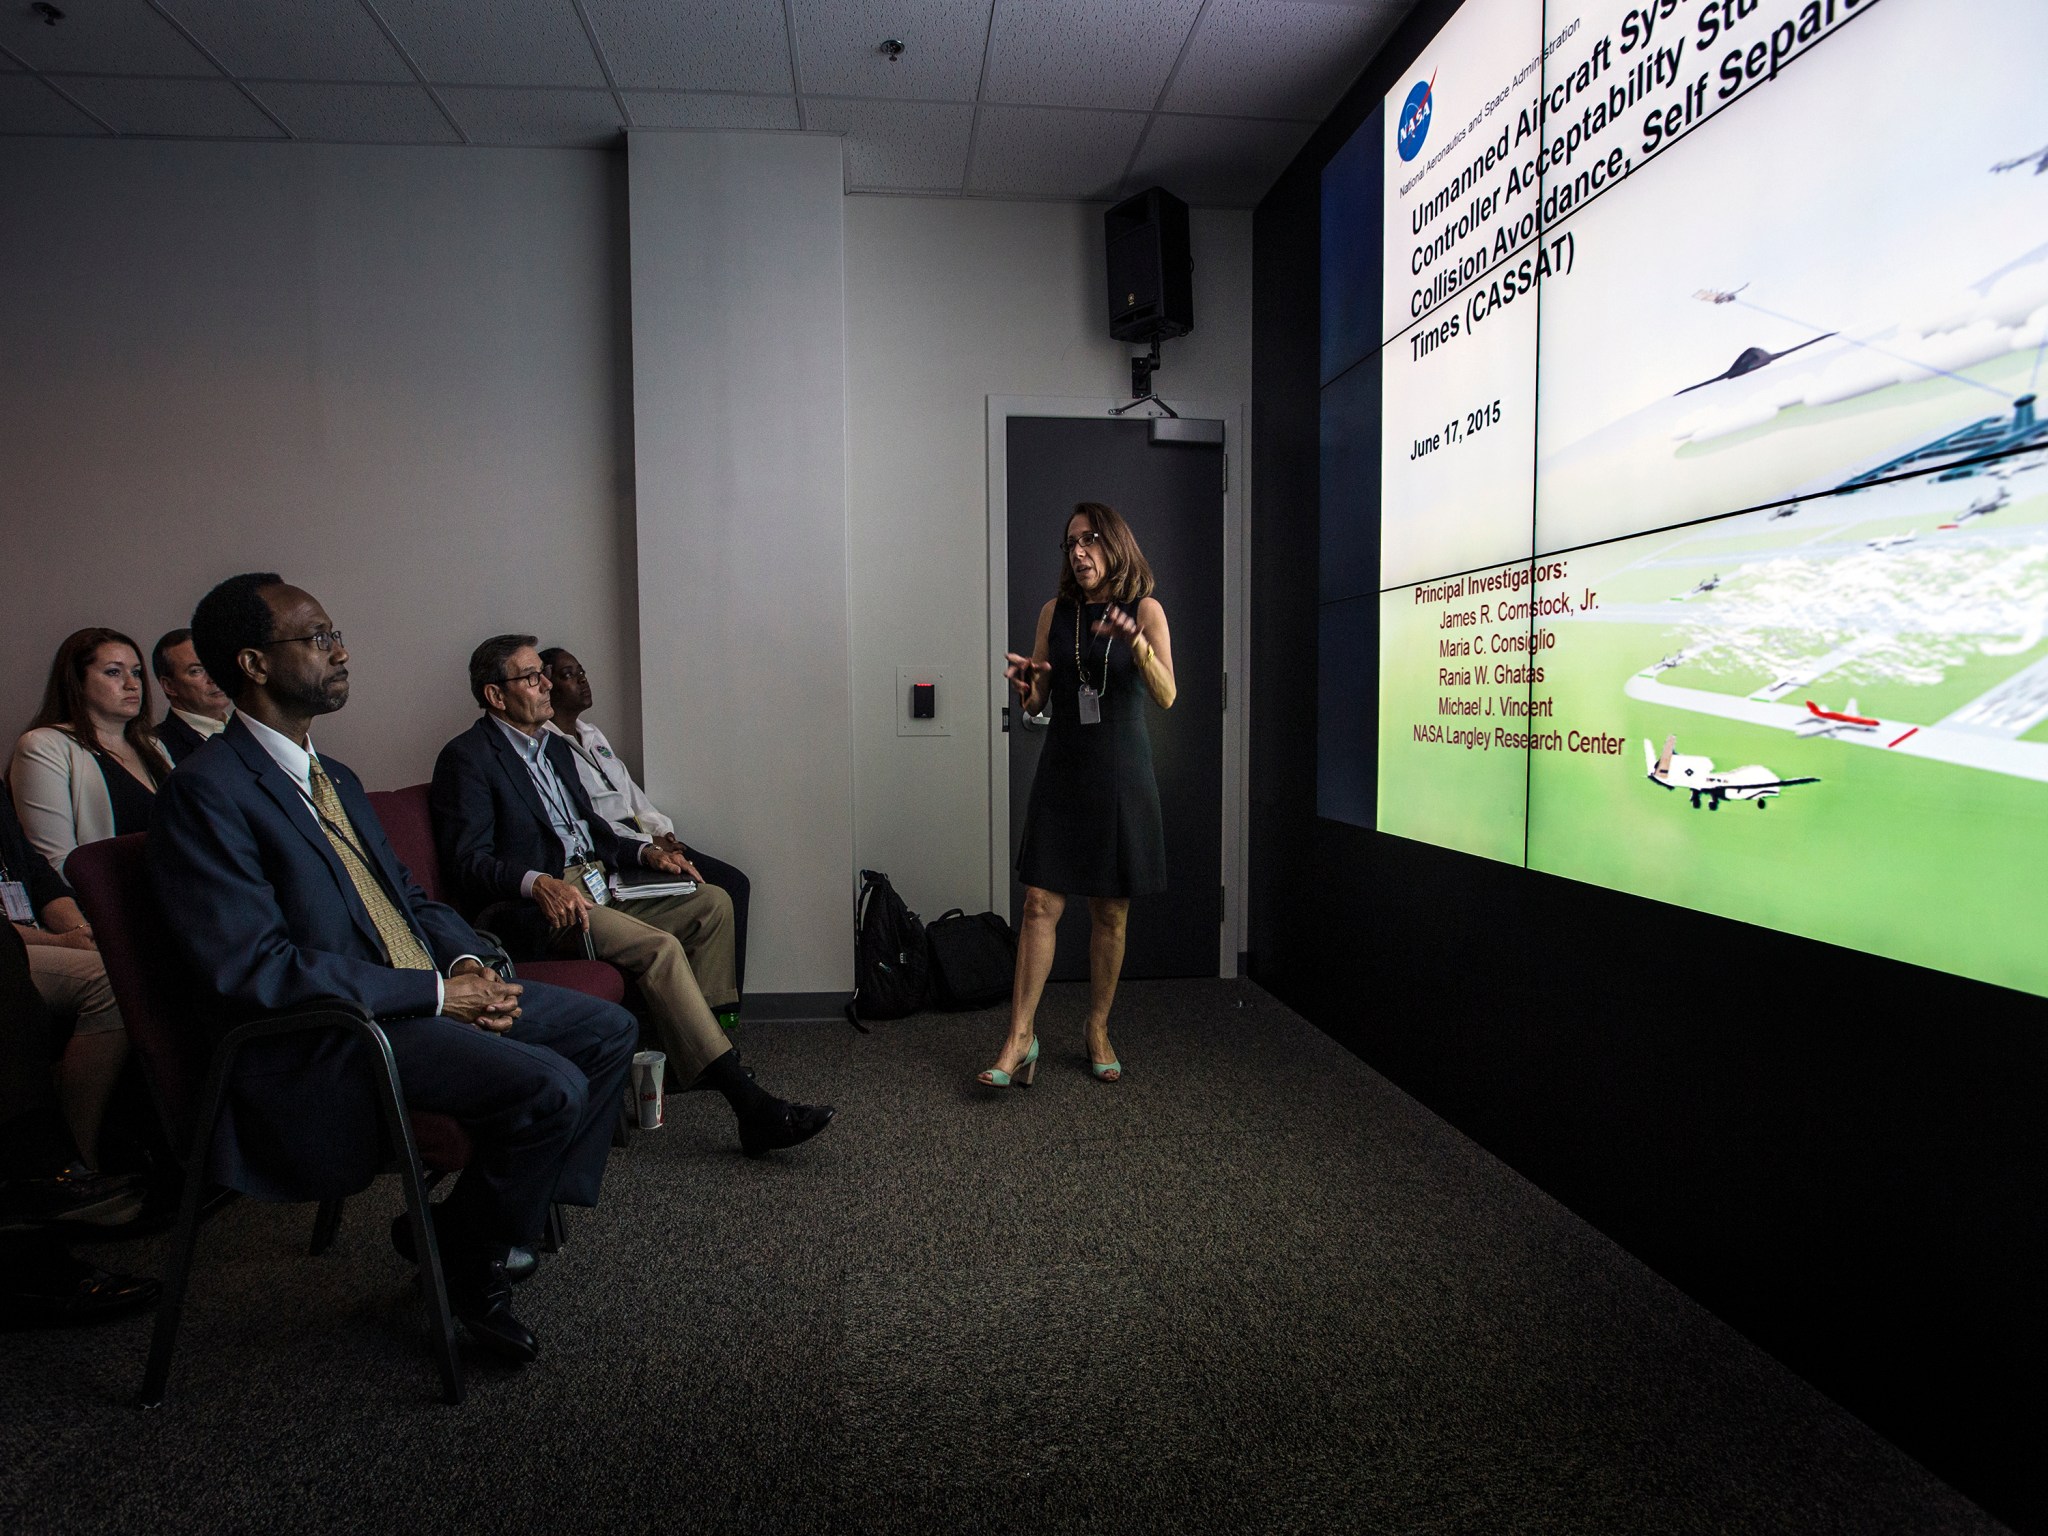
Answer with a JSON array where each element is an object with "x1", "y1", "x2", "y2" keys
[{"x1": 540, "y1": 648, "x2": 752, "y2": 1010}]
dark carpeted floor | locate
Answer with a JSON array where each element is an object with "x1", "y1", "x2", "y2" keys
[{"x1": 0, "y1": 979, "x2": 2005, "y2": 1534}]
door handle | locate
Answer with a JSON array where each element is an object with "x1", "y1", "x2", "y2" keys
[{"x1": 1001, "y1": 705, "x2": 1011, "y2": 733}]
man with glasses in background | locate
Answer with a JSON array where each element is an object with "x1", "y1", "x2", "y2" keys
[
  {"x1": 538, "y1": 645, "x2": 752, "y2": 1017},
  {"x1": 431, "y1": 635, "x2": 831, "y2": 1159}
]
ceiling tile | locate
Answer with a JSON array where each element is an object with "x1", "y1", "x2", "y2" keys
[
  {"x1": 969, "y1": 104, "x2": 1143, "y2": 200},
  {"x1": 623, "y1": 92, "x2": 799, "y2": 130},
  {"x1": 437, "y1": 85, "x2": 621, "y2": 147},
  {"x1": 805, "y1": 97, "x2": 972, "y2": 193},
  {"x1": 369, "y1": 0, "x2": 606, "y2": 87},
  {"x1": 580, "y1": 0, "x2": 790, "y2": 93},
  {"x1": 0, "y1": 73, "x2": 110, "y2": 135},
  {"x1": 58, "y1": 75, "x2": 285, "y2": 137},
  {"x1": 1165, "y1": 0, "x2": 1396, "y2": 121},
  {"x1": 0, "y1": 0, "x2": 213, "y2": 76},
  {"x1": 251, "y1": 81, "x2": 459, "y2": 143},
  {"x1": 983, "y1": 0, "x2": 1202, "y2": 112},
  {"x1": 1124, "y1": 112, "x2": 1312, "y2": 207},
  {"x1": 790, "y1": 0, "x2": 990, "y2": 102},
  {"x1": 155, "y1": 0, "x2": 413, "y2": 83}
]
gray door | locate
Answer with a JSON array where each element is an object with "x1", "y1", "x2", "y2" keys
[{"x1": 1006, "y1": 416, "x2": 1224, "y2": 980}]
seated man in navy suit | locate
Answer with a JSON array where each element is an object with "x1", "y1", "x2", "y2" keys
[
  {"x1": 150, "y1": 574, "x2": 638, "y2": 1367},
  {"x1": 431, "y1": 635, "x2": 831, "y2": 1158}
]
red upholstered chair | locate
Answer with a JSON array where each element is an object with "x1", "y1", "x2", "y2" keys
[
  {"x1": 66, "y1": 834, "x2": 471, "y2": 1407},
  {"x1": 364, "y1": 784, "x2": 626, "y2": 1006}
]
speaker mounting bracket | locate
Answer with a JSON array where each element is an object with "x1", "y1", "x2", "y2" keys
[{"x1": 1110, "y1": 341, "x2": 1178, "y2": 418}]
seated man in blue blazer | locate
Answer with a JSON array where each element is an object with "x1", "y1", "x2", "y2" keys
[
  {"x1": 150, "y1": 574, "x2": 638, "y2": 1367},
  {"x1": 431, "y1": 635, "x2": 831, "y2": 1158}
]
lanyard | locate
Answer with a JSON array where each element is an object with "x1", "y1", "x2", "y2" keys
[
  {"x1": 293, "y1": 771, "x2": 378, "y2": 870},
  {"x1": 1074, "y1": 601, "x2": 1112, "y2": 695},
  {"x1": 292, "y1": 772, "x2": 414, "y2": 939},
  {"x1": 559, "y1": 730, "x2": 626, "y2": 795},
  {"x1": 523, "y1": 742, "x2": 594, "y2": 860}
]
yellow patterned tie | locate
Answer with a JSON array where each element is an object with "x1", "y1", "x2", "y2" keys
[{"x1": 307, "y1": 757, "x2": 436, "y2": 972}]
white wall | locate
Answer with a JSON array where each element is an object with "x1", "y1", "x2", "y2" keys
[
  {"x1": 0, "y1": 136, "x2": 1255, "y2": 995},
  {"x1": 843, "y1": 198, "x2": 1253, "y2": 919},
  {"x1": 0, "y1": 139, "x2": 637, "y2": 791},
  {"x1": 626, "y1": 133, "x2": 852, "y2": 994}
]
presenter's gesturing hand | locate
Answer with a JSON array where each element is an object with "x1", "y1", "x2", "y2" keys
[
  {"x1": 1004, "y1": 653, "x2": 1051, "y2": 712},
  {"x1": 444, "y1": 964, "x2": 525, "y2": 1033},
  {"x1": 532, "y1": 872, "x2": 593, "y2": 932},
  {"x1": 1091, "y1": 604, "x2": 1140, "y2": 642},
  {"x1": 1095, "y1": 599, "x2": 1177, "y2": 710}
]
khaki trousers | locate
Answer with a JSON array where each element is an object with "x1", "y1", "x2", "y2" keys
[
  {"x1": 550, "y1": 885, "x2": 736, "y2": 1083},
  {"x1": 27, "y1": 943, "x2": 128, "y2": 1164}
]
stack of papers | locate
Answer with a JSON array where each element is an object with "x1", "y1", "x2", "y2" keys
[{"x1": 610, "y1": 865, "x2": 698, "y2": 902}]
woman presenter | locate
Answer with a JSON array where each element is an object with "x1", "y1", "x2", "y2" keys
[{"x1": 982, "y1": 501, "x2": 1177, "y2": 1089}]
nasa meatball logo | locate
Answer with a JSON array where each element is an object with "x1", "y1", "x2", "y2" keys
[{"x1": 1397, "y1": 73, "x2": 1435, "y2": 162}]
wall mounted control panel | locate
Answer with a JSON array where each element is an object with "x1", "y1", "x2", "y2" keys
[{"x1": 896, "y1": 666, "x2": 950, "y2": 736}]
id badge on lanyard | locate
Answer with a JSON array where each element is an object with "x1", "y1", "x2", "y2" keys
[
  {"x1": 0, "y1": 879, "x2": 32, "y2": 923},
  {"x1": 1077, "y1": 686, "x2": 1102, "y2": 726},
  {"x1": 564, "y1": 859, "x2": 611, "y2": 907}
]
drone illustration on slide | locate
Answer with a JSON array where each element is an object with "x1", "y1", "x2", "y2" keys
[
  {"x1": 1644, "y1": 734, "x2": 1819, "y2": 809},
  {"x1": 1603, "y1": 437, "x2": 2048, "y2": 796}
]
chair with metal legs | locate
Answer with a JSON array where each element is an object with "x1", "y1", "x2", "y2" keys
[{"x1": 67, "y1": 834, "x2": 485, "y2": 1406}]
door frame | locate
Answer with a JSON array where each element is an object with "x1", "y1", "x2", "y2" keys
[{"x1": 986, "y1": 394, "x2": 1249, "y2": 978}]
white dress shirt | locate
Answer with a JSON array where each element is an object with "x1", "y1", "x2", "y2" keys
[
  {"x1": 491, "y1": 715, "x2": 624, "y2": 899},
  {"x1": 544, "y1": 719, "x2": 675, "y2": 845},
  {"x1": 241, "y1": 713, "x2": 468, "y2": 1013},
  {"x1": 170, "y1": 707, "x2": 230, "y2": 742}
]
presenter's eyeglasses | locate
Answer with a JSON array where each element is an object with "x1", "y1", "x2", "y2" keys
[
  {"x1": 1061, "y1": 530, "x2": 1104, "y2": 553},
  {"x1": 258, "y1": 629, "x2": 345, "y2": 653}
]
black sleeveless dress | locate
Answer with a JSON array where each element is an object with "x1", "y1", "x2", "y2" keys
[
  {"x1": 93, "y1": 749, "x2": 158, "y2": 834},
  {"x1": 1016, "y1": 599, "x2": 1167, "y2": 898}
]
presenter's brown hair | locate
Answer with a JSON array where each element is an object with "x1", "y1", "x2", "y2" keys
[{"x1": 1057, "y1": 501, "x2": 1155, "y2": 607}]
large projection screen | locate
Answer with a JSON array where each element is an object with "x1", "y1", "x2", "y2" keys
[{"x1": 1320, "y1": 0, "x2": 2048, "y2": 997}]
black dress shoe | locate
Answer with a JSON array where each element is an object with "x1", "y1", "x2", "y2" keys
[
  {"x1": 0, "y1": 1241, "x2": 160, "y2": 1329},
  {"x1": 447, "y1": 1258, "x2": 539, "y2": 1366},
  {"x1": 738, "y1": 1099, "x2": 836, "y2": 1158},
  {"x1": 389, "y1": 1212, "x2": 536, "y2": 1283},
  {"x1": 0, "y1": 1167, "x2": 143, "y2": 1227}
]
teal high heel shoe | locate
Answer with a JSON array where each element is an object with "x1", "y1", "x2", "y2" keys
[
  {"x1": 1089, "y1": 1056, "x2": 1122, "y2": 1083},
  {"x1": 977, "y1": 1036, "x2": 1039, "y2": 1088}
]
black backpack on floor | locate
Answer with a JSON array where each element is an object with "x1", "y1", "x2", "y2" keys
[
  {"x1": 925, "y1": 909, "x2": 1016, "y2": 1011},
  {"x1": 845, "y1": 869, "x2": 928, "y2": 1030}
]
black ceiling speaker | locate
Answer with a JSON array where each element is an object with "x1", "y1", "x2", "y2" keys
[{"x1": 1105, "y1": 186, "x2": 1193, "y2": 344}]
